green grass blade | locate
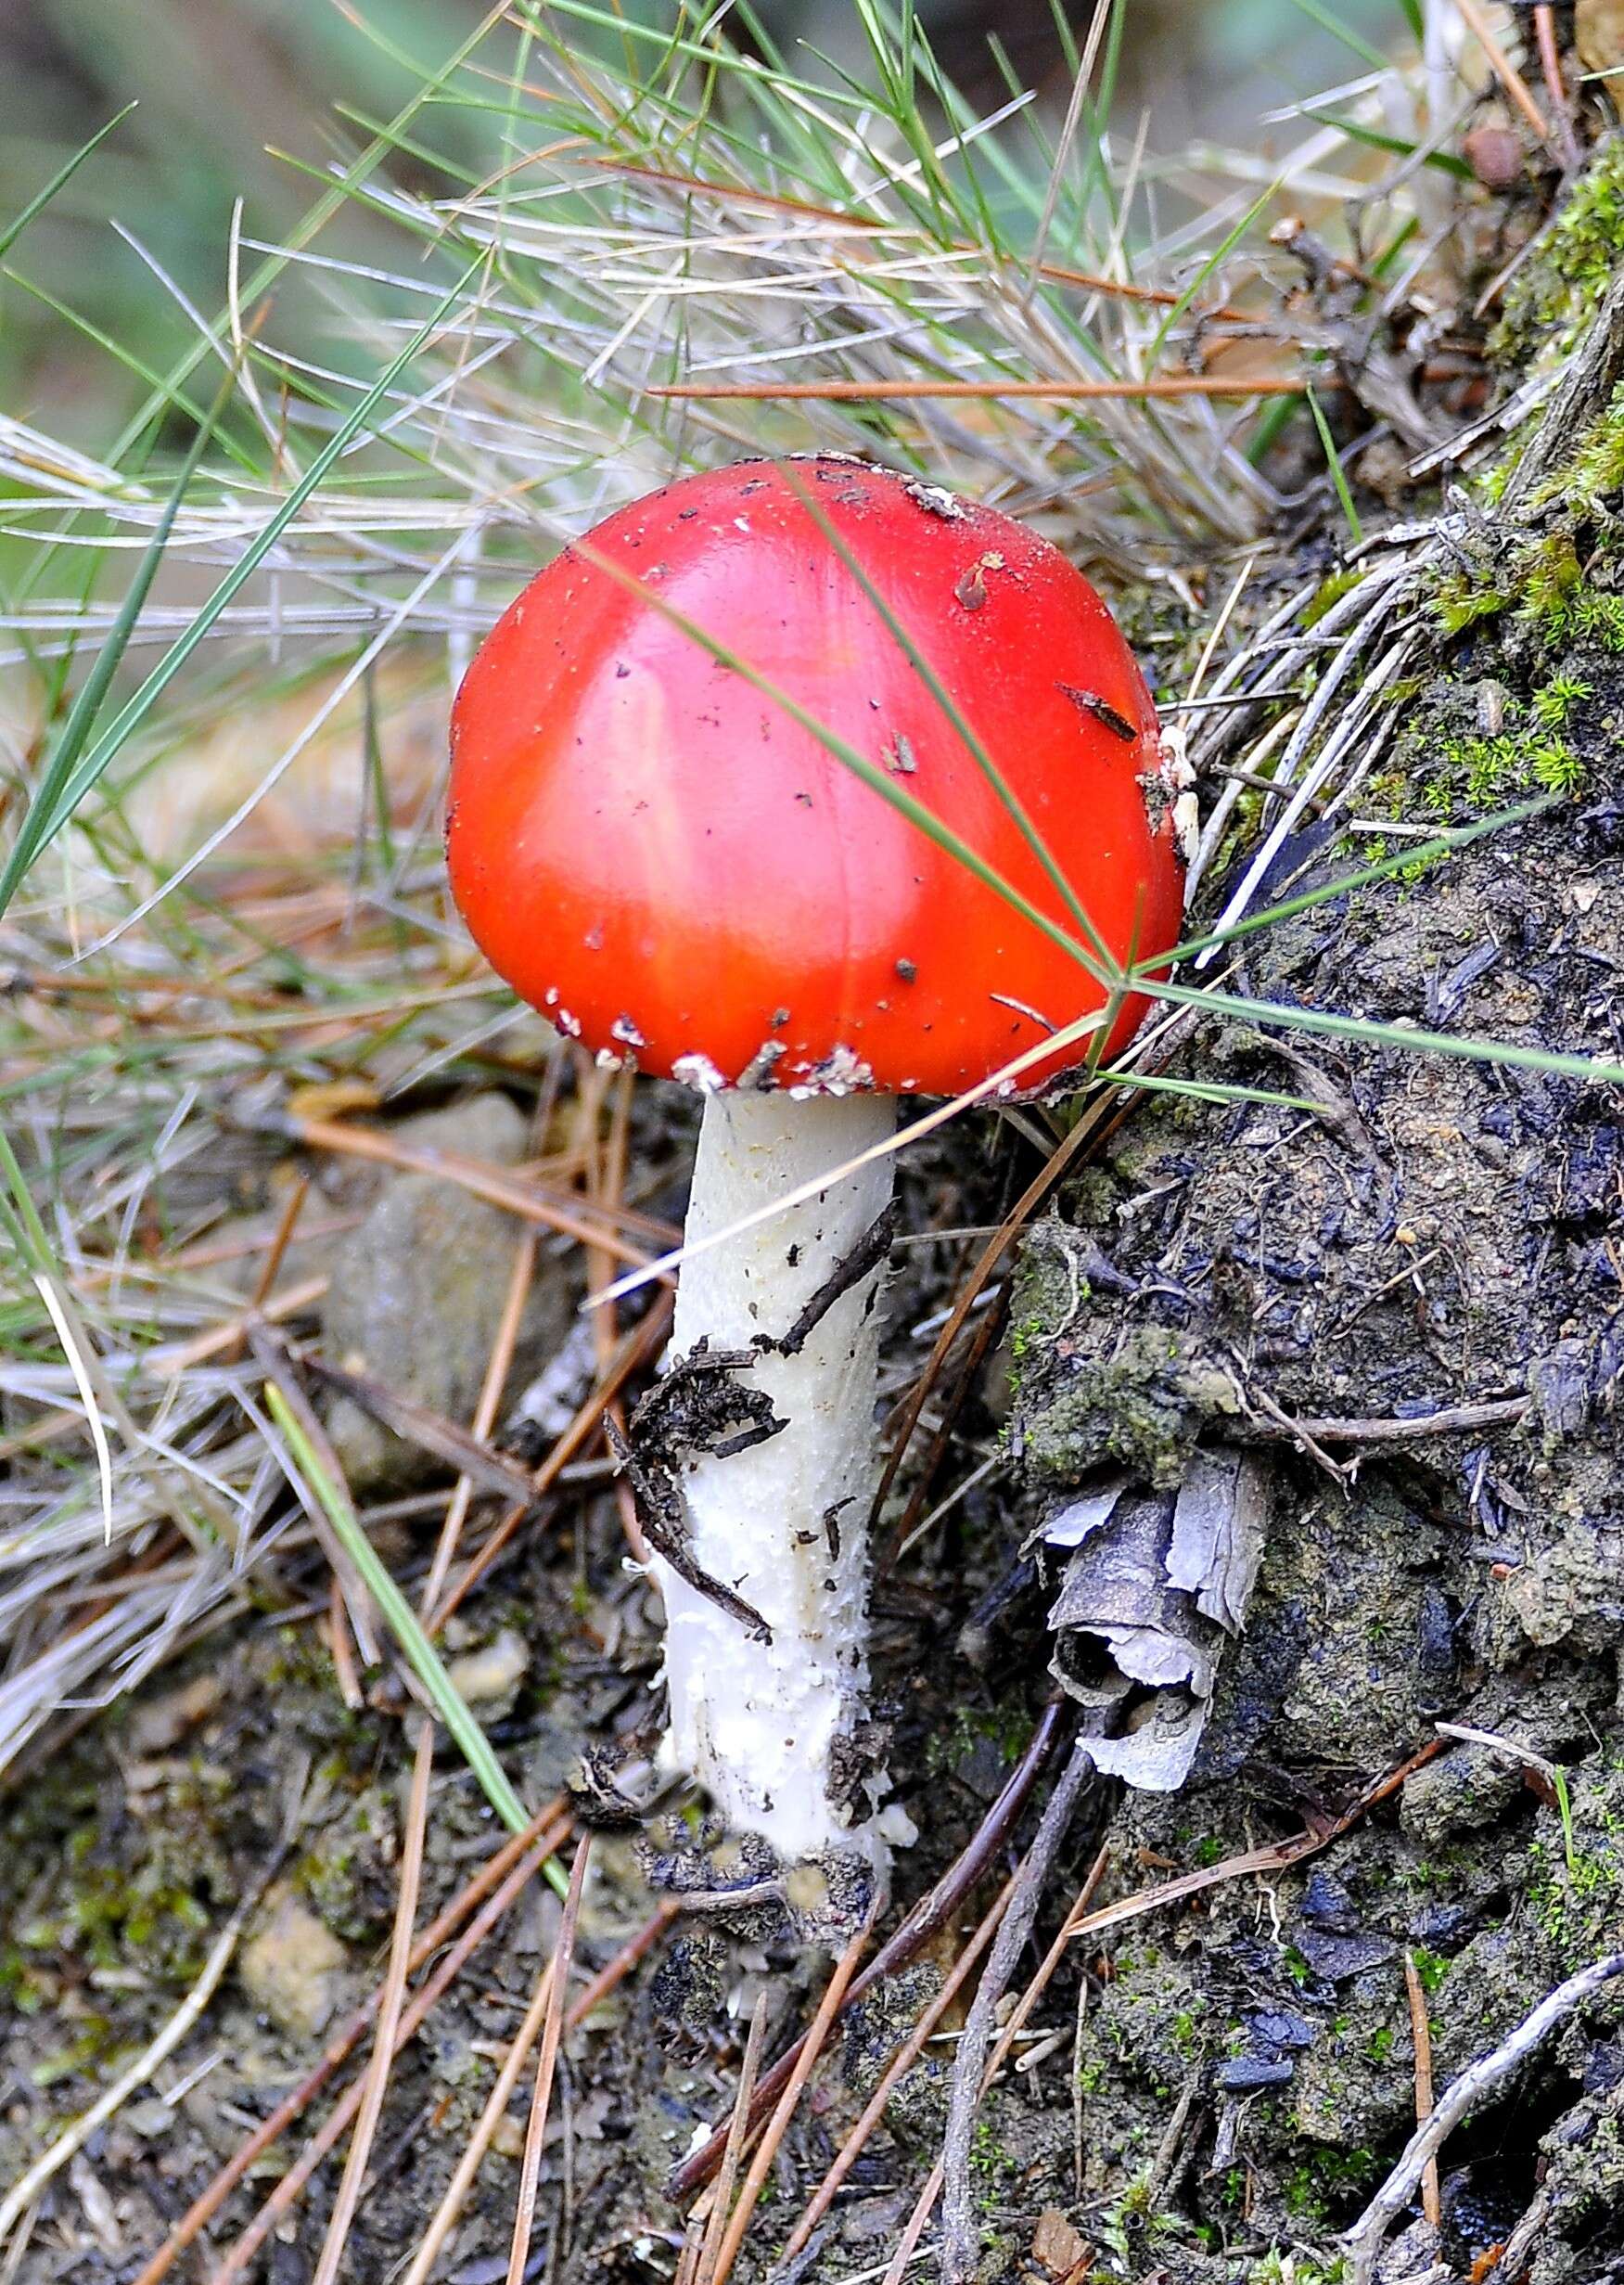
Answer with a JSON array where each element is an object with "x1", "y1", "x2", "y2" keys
[
  {"x1": 24, "y1": 260, "x2": 481, "y2": 869},
  {"x1": 0, "y1": 366, "x2": 234, "y2": 919},
  {"x1": 0, "y1": 102, "x2": 138, "y2": 263},
  {"x1": 1307, "y1": 385, "x2": 1363, "y2": 546},
  {"x1": 264, "y1": 1383, "x2": 567, "y2": 1893}
]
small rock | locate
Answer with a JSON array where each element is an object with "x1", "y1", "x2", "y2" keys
[
  {"x1": 1299, "y1": 1869, "x2": 1359, "y2": 1932},
  {"x1": 1295, "y1": 1928, "x2": 1398, "y2": 1983},
  {"x1": 489, "y1": 2113, "x2": 527, "y2": 2162},
  {"x1": 1031, "y1": 2209, "x2": 1090, "y2": 2277},
  {"x1": 1216, "y1": 2051, "x2": 1295, "y2": 2092},
  {"x1": 445, "y1": 1628, "x2": 530, "y2": 1713},
  {"x1": 1463, "y1": 124, "x2": 1523, "y2": 190},
  {"x1": 1400, "y1": 1741, "x2": 1525, "y2": 1847},
  {"x1": 396, "y1": 1093, "x2": 530, "y2": 1170},
  {"x1": 1578, "y1": 0, "x2": 1624, "y2": 74},
  {"x1": 126, "y1": 1673, "x2": 224, "y2": 1756},
  {"x1": 319, "y1": 1113, "x2": 573, "y2": 1492},
  {"x1": 239, "y1": 1883, "x2": 351, "y2": 2037}
]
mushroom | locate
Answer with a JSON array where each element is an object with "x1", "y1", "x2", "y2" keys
[{"x1": 446, "y1": 457, "x2": 1184, "y2": 1881}]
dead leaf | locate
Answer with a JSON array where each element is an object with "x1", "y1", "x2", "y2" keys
[{"x1": 1031, "y1": 2209, "x2": 1090, "y2": 2278}]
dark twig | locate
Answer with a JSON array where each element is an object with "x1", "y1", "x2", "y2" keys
[
  {"x1": 1344, "y1": 1952, "x2": 1624, "y2": 2284},
  {"x1": 1250, "y1": 1393, "x2": 1528, "y2": 1448},
  {"x1": 940, "y1": 1737, "x2": 1097, "y2": 2285},
  {"x1": 768, "y1": 1202, "x2": 896, "y2": 1357},
  {"x1": 303, "y1": 1350, "x2": 542, "y2": 1502}
]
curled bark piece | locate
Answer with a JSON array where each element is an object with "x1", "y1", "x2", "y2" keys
[{"x1": 1042, "y1": 1450, "x2": 1266, "y2": 1789}]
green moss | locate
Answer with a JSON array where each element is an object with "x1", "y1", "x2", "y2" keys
[
  {"x1": 1528, "y1": 1764, "x2": 1624, "y2": 1970},
  {"x1": 1432, "y1": 566, "x2": 1509, "y2": 637},
  {"x1": 1303, "y1": 567, "x2": 1365, "y2": 627},
  {"x1": 1492, "y1": 137, "x2": 1624, "y2": 369},
  {"x1": 924, "y1": 1701, "x2": 1036, "y2": 1778},
  {"x1": 1530, "y1": 671, "x2": 1593, "y2": 726},
  {"x1": 1409, "y1": 1946, "x2": 1450, "y2": 1995},
  {"x1": 1531, "y1": 381, "x2": 1624, "y2": 509}
]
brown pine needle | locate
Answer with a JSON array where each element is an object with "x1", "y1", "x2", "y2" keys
[
  {"x1": 208, "y1": 1816, "x2": 574, "y2": 2285},
  {"x1": 694, "y1": 1995, "x2": 770, "y2": 2285},
  {"x1": 285, "y1": 1110, "x2": 672, "y2": 1265},
  {"x1": 311, "y1": 1717, "x2": 436, "y2": 2285},
  {"x1": 670, "y1": 1702, "x2": 1068, "y2": 2203},
  {"x1": 647, "y1": 374, "x2": 1311, "y2": 404},
  {"x1": 131, "y1": 1801, "x2": 569, "y2": 2285},
  {"x1": 573, "y1": 152, "x2": 1253, "y2": 322},
  {"x1": 1061, "y1": 1739, "x2": 1444, "y2": 1952},
  {"x1": 1404, "y1": 1952, "x2": 1442, "y2": 2229},
  {"x1": 420, "y1": 1226, "x2": 538, "y2": 1614},
  {"x1": 1451, "y1": 0, "x2": 1553, "y2": 144},
  {"x1": 778, "y1": 1873, "x2": 1018, "y2": 2269},
  {"x1": 706, "y1": 1919, "x2": 873, "y2": 2285},
  {"x1": 506, "y1": 1836, "x2": 593, "y2": 2285},
  {"x1": 882, "y1": 1839, "x2": 1108, "y2": 2285},
  {"x1": 403, "y1": 1842, "x2": 588, "y2": 2285},
  {"x1": 428, "y1": 1289, "x2": 674, "y2": 1629}
]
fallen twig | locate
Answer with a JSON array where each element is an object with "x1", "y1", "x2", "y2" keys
[
  {"x1": 506, "y1": 1837, "x2": 593, "y2": 2285},
  {"x1": 705, "y1": 1917, "x2": 873, "y2": 2285},
  {"x1": 1064, "y1": 1737, "x2": 1444, "y2": 1948},
  {"x1": 776, "y1": 1873, "x2": 1018, "y2": 2269},
  {"x1": 695, "y1": 1995, "x2": 769, "y2": 2285},
  {"x1": 1403, "y1": 1951, "x2": 1441, "y2": 2231},
  {"x1": 1344, "y1": 1952, "x2": 1624, "y2": 2284},
  {"x1": 1450, "y1": 0, "x2": 1554, "y2": 147},
  {"x1": 206, "y1": 1817, "x2": 575, "y2": 2285},
  {"x1": 129, "y1": 1800, "x2": 569, "y2": 2285},
  {"x1": 940, "y1": 1739, "x2": 1097, "y2": 2285}
]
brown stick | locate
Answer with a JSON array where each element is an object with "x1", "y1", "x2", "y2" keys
[
  {"x1": 428, "y1": 1289, "x2": 675, "y2": 1628},
  {"x1": 1533, "y1": 3, "x2": 1581, "y2": 170},
  {"x1": 706, "y1": 1919, "x2": 874, "y2": 2285},
  {"x1": 1063, "y1": 1739, "x2": 1445, "y2": 1951},
  {"x1": 1403, "y1": 1951, "x2": 1442, "y2": 2229},
  {"x1": 1451, "y1": 0, "x2": 1554, "y2": 144},
  {"x1": 285, "y1": 1110, "x2": 673, "y2": 1264},
  {"x1": 311, "y1": 1719, "x2": 435, "y2": 2285},
  {"x1": 777, "y1": 1873, "x2": 1019, "y2": 2268},
  {"x1": 694, "y1": 1996, "x2": 769, "y2": 2285},
  {"x1": 205, "y1": 1820, "x2": 574, "y2": 2285},
  {"x1": 941, "y1": 1739, "x2": 1097, "y2": 2285}
]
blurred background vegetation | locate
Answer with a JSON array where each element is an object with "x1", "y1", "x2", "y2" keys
[{"x1": 2, "y1": 0, "x2": 1400, "y2": 439}]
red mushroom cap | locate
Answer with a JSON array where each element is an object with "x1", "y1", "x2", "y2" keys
[{"x1": 447, "y1": 458, "x2": 1184, "y2": 1097}]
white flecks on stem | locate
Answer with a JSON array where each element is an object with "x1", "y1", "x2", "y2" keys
[{"x1": 654, "y1": 1087, "x2": 896, "y2": 1866}]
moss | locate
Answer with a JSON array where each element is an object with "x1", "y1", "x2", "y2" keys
[
  {"x1": 1017, "y1": 1322, "x2": 1241, "y2": 1489},
  {"x1": 1302, "y1": 568, "x2": 1364, "y2": 627},
  {"x1": 1528, "y1": 1762, "x2": 1624, "y2": 1970},
  {"x1": 1492, "y1": 136, "x2": 1624, "y2": 370},
  {"x1": 1530, "y1": 380, "x2": 1624, "y2": 509}
]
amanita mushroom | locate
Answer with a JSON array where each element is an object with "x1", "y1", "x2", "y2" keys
[{"x1": 447, "y1": 457, "x2": 1185, "y2": 1877}]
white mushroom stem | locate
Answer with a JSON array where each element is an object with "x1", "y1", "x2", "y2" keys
[{"x1": 653, "y1": 1086, "x2": 896, "y2": 1867}]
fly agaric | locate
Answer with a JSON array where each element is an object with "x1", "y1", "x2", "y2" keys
[{"x1": 447, "y1": 457, "x2": 1185, "y2": 1878}]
